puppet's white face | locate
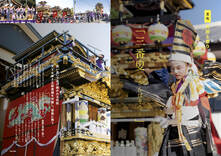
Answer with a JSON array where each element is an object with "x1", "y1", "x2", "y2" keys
[{"x1": 169, "y1": 61, "x2": 189, "y2": 80}]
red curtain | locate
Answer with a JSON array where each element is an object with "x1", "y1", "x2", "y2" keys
[{"x1": 2, "y1": 82, "x2": 61, "y2": 156}]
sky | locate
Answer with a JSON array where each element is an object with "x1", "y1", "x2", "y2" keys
[
  {"x1": 31, "y1": 23, "x2": 110, "y2": 66},
  {"x1": 36, "y1": 0, "x2": 73, "y2": 9},
  {"x1": 36, "y1": 0, "x2": 110, "y2": 14},
  {"x1": 75, "y1": 0, "x2": 110, "y2": 14},
  {"x1": 180, "y1": 0, "x2": 221, "y2": 25}
]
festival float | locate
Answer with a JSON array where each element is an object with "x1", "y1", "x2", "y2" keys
[
  {"x1": 110, "y1": 0, "x2": 221, "y2": 156},
  {"x1": 0, "y1": 30, "x2": 111, "y2": 155},
  {"x1": 36, "y1": 1, "x2": 73, "y2": 23},
  {"x1": 36, "y1": 1, "x2": 50, "y2": 22}
]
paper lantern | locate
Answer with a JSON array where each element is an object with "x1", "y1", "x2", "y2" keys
[
  {"x1": 148, "y1": 23, "x2": 168, "y2": 42},
  {"x1": 207, "y1": 52, "x2": 216, "y2": 62},
  {"x1": 112, "y1": 25, "x2": 132, "y2": 44},
  {"x1": 193, "y1": 41, "x2": 206, "y2": 57}
]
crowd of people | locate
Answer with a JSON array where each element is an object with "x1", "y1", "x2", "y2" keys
[
  {"x1": 85, "y1": 12, "x2": 109, "y2": 23},
  {"x1": 0, "y1": 5, "x2": 36, "y2": 21},
  {"x1": 36, "y1": 15, "x2": 74, "y2": 23},
  {"x1": 36, "y1": 12, "x2": 109, "y2": 23},
  {"x1": 0, "y1": 4, "x2": 109, "y2": 23}
]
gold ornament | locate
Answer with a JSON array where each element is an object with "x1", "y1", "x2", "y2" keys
[
  {"x1": 67, "y1": 112, "x2": 71, "y2": 121},
  {"x1": 75, "y1": 81, "x2": 111, "y2": 105},
  {"x1": 62, "y1": 140, "x2": 110, "y2": 155}
]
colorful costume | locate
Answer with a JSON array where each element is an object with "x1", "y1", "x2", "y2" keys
[
  {"x1": 159, "y1": 70, "x2": 217, "y2": 155},
  {"x1": 159, "y1": 20, "x2": 219, "y2": 156}
]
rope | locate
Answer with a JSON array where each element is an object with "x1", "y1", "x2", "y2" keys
[{"x1": 1, "y1": 132, "x2": 60, "y2": 155}]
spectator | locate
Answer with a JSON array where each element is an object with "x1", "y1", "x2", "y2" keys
[{"x1": 96, "y1": 54, "x2": 104, "y2": 69}]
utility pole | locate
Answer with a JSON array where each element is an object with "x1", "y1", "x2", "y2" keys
[{"x1": 73, "y1": 0, "x2": 76, "y2": 16}]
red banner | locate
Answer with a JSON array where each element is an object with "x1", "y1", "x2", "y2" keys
[
  {"x1": 2, "y1": 82, "x2": 61, "y2": 156},
  {"x1": 131, "y1": 27, "x2": 152, "y2": 45}
]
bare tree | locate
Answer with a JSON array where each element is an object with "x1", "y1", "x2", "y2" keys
[
  {"x1": 38, "y1": 1, "x2": 47, "y2": 7},
  {"x1": 95, "y1": 2, "x2": 103, "y2": 13}
]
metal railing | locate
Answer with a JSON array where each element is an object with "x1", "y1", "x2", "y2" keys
[{"x1": 5, "y1": 31, "x2": 106, "y2": 85}]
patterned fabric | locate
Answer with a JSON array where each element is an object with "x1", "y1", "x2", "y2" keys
[
  {"x1": 201, "y1": 79, "x2": 221, "y2": 94},
  {"x1": 159, "y1": 70, "x2": 217, "y2": 155},
  {"x1": 171, "y1": 71, "x2": 205, "y2": 103},
  {"x1": 172, "y1": 20, "x2": 197, "y2": 56},
  {"x1": 159, "y1": 125, "x2": 208, "y2": 156},
  {"x1": 169, "y1": 71, "x2": 205, "y2": 151}
]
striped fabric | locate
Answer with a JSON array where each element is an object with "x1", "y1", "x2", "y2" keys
[
  {"x1": 171, "y1": 71, "x2": 205, "y2": 104},
  {"x1": 172, "y1": 20, "x2": 197, "y2": 56},
  {"x1": 201, "y1": 79, "x2": 221, "y2": 94},
  {"x1": 166, "y1": 71, "x2": 206, "y2": 152},
  {"x1": 159, "y1": 125, "x2": 207, "y2": 156}
]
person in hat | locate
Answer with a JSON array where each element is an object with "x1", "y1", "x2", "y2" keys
[
  {"x1": 157, "y1": 20, "x2": 218, "y2": 156},
  {"x1": 96, "y1": 54, "x2": 104, "y2": 69}
]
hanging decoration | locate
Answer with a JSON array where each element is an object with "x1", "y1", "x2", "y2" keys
[
  {"x1": 148, "y1": 23, "x2": 168, "y2": 43},
  {"x1": 112, "y1": 25, "x2": 133, "y2": 45},
  {"x1": 1, "y1": 132, "x2": 61, "y2": 156},
  {"x1": 2, "y1": 82, "x2": 61, "y2": 156},
  {"x1": 131, "y1": 27, "x2": 149, "y2": 45},
  {"x1": 207, "y1": 52, "x2": 216, "y2": 62},
  {"x1": 111, "y1": 24, "x2": 174, "y2": 46},
  {"x1": 148, "y1": 15, "x2": 168, "y2": 43},
  {"x1": 193, "y1": 41, "x2": 206, "y2": 57}
]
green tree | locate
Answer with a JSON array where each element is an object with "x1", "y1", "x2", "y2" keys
[{"x1": 51, "y1": 6, "x2": 61, "y2": 11}]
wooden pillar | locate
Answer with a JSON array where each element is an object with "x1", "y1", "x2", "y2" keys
[
  {"x1": 66, "y1": 103, "x2": 72, "y2": 136},
  {"x1": 147, "y1": 122, "x2": 164, "y2": 156},
  {"x1": 60, "y1": 102, "x2": 66, "y2": 155}
]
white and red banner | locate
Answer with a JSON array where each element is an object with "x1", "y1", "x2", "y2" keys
[{"x1": 2, "y1": 82, "x2": 61, "y2": 156}]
